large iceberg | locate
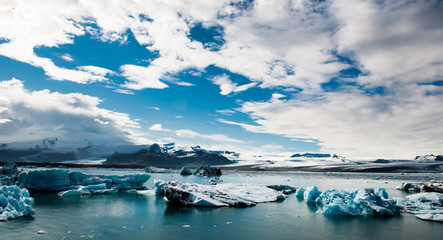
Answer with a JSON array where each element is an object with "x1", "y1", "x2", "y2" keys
[
  {"x1": 154, "y1": 180, "x2": 285, "y2": 207},
  {"x1": 0, "y1": 185, "x2": 34, "y2": 221},
  {"x1": 401, "y1": 192, "x2": 443, "y2": 222},
  {"x1": 300, "y1": 186, "x2": 400, "y2": 217},
  {"x1": 17, "y1": 169, "x2": 150, "y2": 194}
]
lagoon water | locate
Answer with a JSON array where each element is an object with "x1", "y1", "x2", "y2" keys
[{"x1": 1, "y1": 169, "x2": 443, "y2": 240}]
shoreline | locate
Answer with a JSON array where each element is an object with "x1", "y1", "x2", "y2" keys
[{"x1": 3, "y1": 161, "x2": 443, "y2": 174}]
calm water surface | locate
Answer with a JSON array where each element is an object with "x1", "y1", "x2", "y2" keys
[{"x1": 1, "y1": 170, "x2": 442, "y2": 240}]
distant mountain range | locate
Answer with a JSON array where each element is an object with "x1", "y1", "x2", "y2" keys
[
  {"x1": 0, "y1": 138, "x2": 238, "y2": 167},
  {"x1": 104, "y1": 143, "x2": 234, "y2": 167}
]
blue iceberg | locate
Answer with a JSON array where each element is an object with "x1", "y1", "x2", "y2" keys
[
  {"x1": 17, "y1": 169, "x2": 150, "y2": 195},
  {"x1": 300, "y1": 186, "x2": 400, "y2": 217},
  {"x1": 0, "y1": 185, "x2": 34, "y2": 221}
]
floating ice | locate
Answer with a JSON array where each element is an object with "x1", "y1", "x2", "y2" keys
[
  {"x1": 304, "y1": 186, "x2": 321, "y2": 203},
  {"x1": 193, "y1": 166, "x2": 222, "y2": 177},
  {"x1": 154, "y1": 180, "x2": 285, "y2": 207},
  {"x1": 18, "y1": 169, "x2": 71, "y2": 191},
  {"x1": 179, "y1": 167, "x2": 192, "y2": 176},
  {"x1": 300, "y1": 186, "x2": 400, "y2": 217},
  {"x1": 17, "y1": 169, "x2": 150, "y2": 194},
  {"x1": 0, "y1": 185, "x2": 34, "y2": 221},
  {"x1": 401, "y1": 192, "x2": 443, "y2": 222},
  {"x1": 58, "y1": 184, "x2": 117, "y2": 197},
  {"x1": 267, "y1": 185, "x2": 298, "y2": 194},
  {"x1": 145, "y1": 167, "x2": 176, "y2": 174}
]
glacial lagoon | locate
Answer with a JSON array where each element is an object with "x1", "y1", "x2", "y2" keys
[{"x1": 1, "y1": 169, "x2": 443, "y2": 240}]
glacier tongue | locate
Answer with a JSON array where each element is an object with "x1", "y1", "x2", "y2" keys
[
  {"x1": 0, "y1": 185, "x2": 35, "y2": 222},
  {"x1": 154, "y1": 180, "x2": 286, "y2": 207}
]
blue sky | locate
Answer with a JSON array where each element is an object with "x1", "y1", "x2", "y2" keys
[{"x1": 0, "y1": 0, "x2": 442, "y2": 159}]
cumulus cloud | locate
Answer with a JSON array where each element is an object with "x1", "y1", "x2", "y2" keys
[
  {"x1": 0, "y1": 78, "x2": 147, "y2": 144},
  {"x1": 149, "y1": 123, "x2": 171, "y2": 132}
]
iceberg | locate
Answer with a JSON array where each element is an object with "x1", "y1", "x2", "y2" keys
[
  {"x1": 193, "y1": 166, "x2": 222, "y2": 177},
  {"x1": 58, "y1": 184, "x2": 117, "y2": 197},
  {"x1": 398, "y1": 192, "x2": 443, "y2": 222},
  {"x1": 154, "y1": 180, "x2": 285, "y2": 207},
  {"x1": 179, "y1": 167, "x2": 192, "y2": 176},
  {"x1": 145, "y1": 167, "x2": 176, "y2": 174},
  {"x1": 17, "y1": 169, "x2": 150, "y2": 194},
  {"x1": 0, "y1": 185, "x2": 34, "y2": 221},
  {"x1": 267, "y1": 185, "x2": 298, "y2": 194},
  {"x1": 300, "y1": 186, "x2": 400, "y2": 217},
  {"x1": 18, "y1": 169, "x2": 71, "y2": 191},
  {"x1": 304, "y1": 186, "x2": 321, "y2": 203}
]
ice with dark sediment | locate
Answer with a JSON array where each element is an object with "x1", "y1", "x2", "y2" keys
[{"x1": 154, "y1": 180, "x2": 286, "y2": 207}]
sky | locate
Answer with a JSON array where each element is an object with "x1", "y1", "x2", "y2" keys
[{"x1": 0, "y1": 0, "x2": 442, "y2": 160}]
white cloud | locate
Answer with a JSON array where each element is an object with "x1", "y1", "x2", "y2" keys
[
  {"x1": 216, "y1": 109, "x2": 236, "y2": 116},
  {"x1": 221, "y1": 84, "x2": 443, "y2": 159},
  {"x1": 175, "y1": 129, "x2": 244, "y2": 143},
  {"x1": 1, "y1": 0, "x2": 441, "y2": 94},
  {"x1": 211, "y1": 74, "x2": 256, "y2": 96},
  {"x1": 0, "y1": 118, "x2": 13, "y2": 124},
  {"x1": 60, "y1": 54, "x2": 73, "y2": 62},
  {"x1": 147, "y1": 106, "x2": 160, "y2": 111},
  {"x1": 331, "y1": 0, "x2": 443, "y2": 87},
  {"x1": 113, "y1": 89, "x2": 134, "y2": 95},
  {"x1": 149, "y1": 123, "x2": 171, "y2": 132},
  {"x1": 120, "y1": 64, "x2": 169, "y2": 90},
  {"x1": 175, "y1": 115, "x2": 184, "y2": 119},
  {"x1": 0, "y1": 78, "x2": 148, "y2": 144}
]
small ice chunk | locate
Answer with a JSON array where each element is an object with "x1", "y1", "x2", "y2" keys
[
  {"x1": 304, "y1": 186, "x2": 321, "y2": 202},
  {"x1": 179, "y1": 167, "x2": 193, "y2": 176}
]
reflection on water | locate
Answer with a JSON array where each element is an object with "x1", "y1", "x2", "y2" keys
[{"x1": 1, "y1": 171, "x2": 442, "y2": 240}]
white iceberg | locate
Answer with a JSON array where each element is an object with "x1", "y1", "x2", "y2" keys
[
  {"x1": 0, "y1": 185, "x2": 34, "y2": 221},
  {"x1": 58, "y1": 184, "x2": 117, "y2": 197},
  {"x1": 17, "y1": 169, "x2": 150, "y2": 194},
  {"x1": 402, "y1": 192, "x2": 443, "y2": 222},
  {"x1": 154, "y1": 180, "x2": 286, "y2": 207}
]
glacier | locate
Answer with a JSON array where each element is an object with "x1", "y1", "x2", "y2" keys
[
  {"x1": 0, "y1": 185, "x2": 34, "y2": 221},
  {"x1": 17, "y1": 169, "x2": 150, "y2": 195},
  {"x1": 154, "y1": 180, "x2": 286, "y2": 207}
]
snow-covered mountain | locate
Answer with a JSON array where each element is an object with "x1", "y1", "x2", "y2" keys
[
  {"x1": 414, "y1": 154, "x2": 443, "y2": 162},
  {"x1": 104, "y1": 143, "x2": 235, "y2": 167},
  {"x1": 0, "y1": 139, "x2": 239, "y2": 165}
]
